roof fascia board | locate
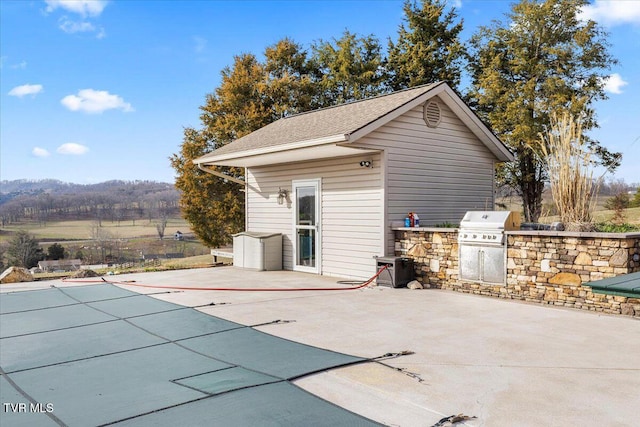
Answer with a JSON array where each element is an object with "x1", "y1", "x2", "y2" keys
[
  {"x1": 438, "y1": 86, "x2": 514, "y2": 162},
  {"x1": 194, "y1": 133, "x2": 349, "y2": 165}
]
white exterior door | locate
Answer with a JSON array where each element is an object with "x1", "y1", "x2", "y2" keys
[{"x1": 292, "y1": 179, "x2": 321, "y2": 274}]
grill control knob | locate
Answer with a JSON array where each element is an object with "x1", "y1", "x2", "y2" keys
[{"x1": 473, "y1": 234, "x2": 477, "y2": 239}]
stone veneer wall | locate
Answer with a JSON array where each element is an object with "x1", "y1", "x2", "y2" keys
[{"x1": 394, "y1": 228, "x2": 640, "y2": 318}]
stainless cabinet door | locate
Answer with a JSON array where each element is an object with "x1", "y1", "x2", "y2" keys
[
  {"x1": 460, "y1": 245, "x2": 481, "y2": 281},
  {"x1": 481, "y1": 246, "x2": 505, "y2": 284}
]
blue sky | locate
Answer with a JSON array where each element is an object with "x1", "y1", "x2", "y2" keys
[{"x1": 1, "y1": 0, "x2": 639, "y2": 185}]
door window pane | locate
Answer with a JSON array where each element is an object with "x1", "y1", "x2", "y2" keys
[
  {"x1": 297, "y1": 187, "x2": 315, "y2": 225},
  {"x1": 297, "y1": 229, "x2": 315, "y2": 267}
]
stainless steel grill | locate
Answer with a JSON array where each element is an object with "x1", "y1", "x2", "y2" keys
[{"x1": 458, "y1": 211, "x2": 521, "y2": 284}]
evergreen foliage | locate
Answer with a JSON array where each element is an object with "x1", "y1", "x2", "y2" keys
[
  {"x1": 604, "y1": 192, "x2": 630, "y2": 224},
  {"x1": 387, "y1": 0, "x2": 465, "y2": 90},
  {"x1": 173, "y1": 0, "x2": 625, "y2": 245},
  {"x1": 467, "y1": 0, "x2": 620, "y2": 222},
  {"x1": 172, "y1": 35, "x2": 390, "y2": 247},
  {"x1": 311, "y1": 30, "x2": 388, "y2": 105},
  {"x1": 47, "y1": 243, "x2": 66, "y2": 260}
]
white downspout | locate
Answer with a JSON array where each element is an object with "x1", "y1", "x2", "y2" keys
[
  {"x1": 197, "y1": 164, "x2": 246, "y2": 186},
  {"x1": 197, "y1": 163, "x2": 249, "y2": 232}
]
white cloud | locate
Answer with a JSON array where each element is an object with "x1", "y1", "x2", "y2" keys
[
  {"x1": 58, "y1": 17, "x2": 106, "y2": 37},
  {"x1": 580, "y1": 0, "x2": 640, "y2": 26},
  {"x1": 603, "y1": 73, "x2": 629, "y2": 94},
  {"x1": 57, "y1": 143, "x2": 89, "y2": 155},
  {"x1": 45, "y1": 0, "x2": 108, "y2": 17},
  {"x1": 449, "y1": 0, "x2": 462, "y2": 9},
  {"x1": 8, "y1": 84, "x2": 44, "y2": 98},
  {"x1": 32, "y1": 147, "x2": 51, "y2": 157},
  {"x1": 59, "y1": 18, "x2": 95, "y2": 34},
  {"x1": 61, "y1": 89, "x2": 134, "y2": 113}
]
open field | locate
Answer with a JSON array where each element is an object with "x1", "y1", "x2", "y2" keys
[
  {"x1": 497, "y1": 196, "x2": 640, "y2": 227},
  {"x1": 541, "y1": 206, "x2": 640, "y2": 226},
  {"x1": 0, "y1": 217, "x2": 213, "y2": 270},
  {"x1": 0, "y1": 218, "x2": 191, "y2": 242}
]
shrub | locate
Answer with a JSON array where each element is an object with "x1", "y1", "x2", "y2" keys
[
  {"x1": 595, "y1": 222, "x2": 640, "y2": 233},
  {"x1": 604, "y1": 192, "x2": 629, "y2": 224}
]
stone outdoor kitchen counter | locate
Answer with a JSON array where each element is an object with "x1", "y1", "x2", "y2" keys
[{"x1": 393, "y1": 227, "x2": 640, "y2": 317}]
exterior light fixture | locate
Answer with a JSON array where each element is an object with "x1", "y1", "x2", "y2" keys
[
  {"x1": 359, "y1": 160, "x2": 372, "y2": 168},
  {"x1": 277, "y1": 187, "x2": 288, "y2": 205}
]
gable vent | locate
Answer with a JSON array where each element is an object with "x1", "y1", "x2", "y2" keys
[{"x1": 423, "y1": 101, "x2": 441, "y2": 128}]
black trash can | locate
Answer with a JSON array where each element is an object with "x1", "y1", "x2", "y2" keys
[{"x1": 375, "y1": 256, "x2": 414, "y2": 288}]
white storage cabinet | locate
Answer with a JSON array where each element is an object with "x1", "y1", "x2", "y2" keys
[{"x1": 232, "y1": 232, "x2": 282, "y2": 271}]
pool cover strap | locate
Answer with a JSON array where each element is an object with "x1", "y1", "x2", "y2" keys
[{"x1": 0, "y1": 284, "x2": 381, "y2": 426}]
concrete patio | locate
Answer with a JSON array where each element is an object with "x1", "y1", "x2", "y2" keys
[{"x1": 2, "y1": 266, "x2": 639, "y2": 426}]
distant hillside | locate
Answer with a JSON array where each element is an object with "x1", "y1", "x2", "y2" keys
[
  {"x1": 1, "y1": 179, "x2": 176, "y2": 199},
  {"x1": 0, "y1": 179, "x2": 180, "y2": 225}
]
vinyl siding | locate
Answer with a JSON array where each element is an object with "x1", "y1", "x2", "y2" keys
[
  {"x1": 246, "y1": 153, "x2": 383, "y2": 279},
  {"x1": 352, "y1": 96, "x2": 497, "y2": 255}
]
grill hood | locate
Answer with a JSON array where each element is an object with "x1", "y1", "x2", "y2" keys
[{"x1": 460, "y1": 211, "x2": 521, "y2": 231}]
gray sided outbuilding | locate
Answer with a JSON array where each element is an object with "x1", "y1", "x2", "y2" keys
[{"x1": 195, "y1": 82, "x2": 513, "y2": 279}]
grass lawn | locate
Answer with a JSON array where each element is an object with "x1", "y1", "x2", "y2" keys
[
  {"x1": 0, "y1": 218, "x2": 191, "y2": 242},
  {"x1": 0, "y1": 217, "x2": 212, "y2": 271},
  {"x1": 539, "y1": 206, "x2": 640, "y2": 226}
]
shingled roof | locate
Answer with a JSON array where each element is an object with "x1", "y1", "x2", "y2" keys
[
  {"x1": 194, "y1": 82, "x2": 512, "y2": 167},
  {"x1": 196, "y1": 83, "x2": 442, "y2": 159}
]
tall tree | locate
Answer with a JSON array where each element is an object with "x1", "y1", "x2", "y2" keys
[
  {"x1": 311, "y1": 30, "x2": 388, "y2": 105},
  {"x1": 171, "y1": 128, "x2": 244, "y2": 248},
  {"x1": 467, "y1": 0, "x2": 620, "y2": 222},
  {"x1": 7, "y1": 230, "x2": 43, "y2": 268},
  {"x1": 170, "y1": 55, "x2": 265, "y2": 248},
  {"x1": 173, "y1": 33, "x2": 389, "y2": 247},
  {"x1": 264, "y1": 38, "x2": 319, "y2": 116},
  {"x1": 386, "y1": 0, "x2": 465, "y2": 90}
]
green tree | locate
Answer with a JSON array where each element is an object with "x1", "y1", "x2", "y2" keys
[
  {"x1": 172, "y1": 34, "x2": 388, "y2": 247},
  {"x1": 311, "y1": 30, "x2": 388, "y2": 105},
  {"x1": 171, "y1": 54, "x2": 267, "y2": 248},
  {"x1": 47, "y1": 243, "x2": 65, "y2": 260},
  {"x1": 467, "y1": 0, "x2": 620, "y2": 222},
  {"x1": 7, "y1": 230, "x2": 43, "y2": 268},
  {"x1": 386, "y1": 0, "x2": 465, "y2": 90},
  {"x1": 604, "y1": 192, "x2": 629, "y2": 224},
  {"x1": 264, "y1": 38, "x2": 319, "y2": 116}
]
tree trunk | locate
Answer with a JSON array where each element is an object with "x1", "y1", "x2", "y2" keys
[{"x1": 518, "y1": 151, "x2": 545, "y2": 223}]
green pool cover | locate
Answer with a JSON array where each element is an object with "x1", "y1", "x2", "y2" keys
[
  {"x1": 0, "y1": 284, "x2": 381, "y2": 426},
  {"x1": 586, "y1": 270, "x2": 640, "y2": 298}
]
